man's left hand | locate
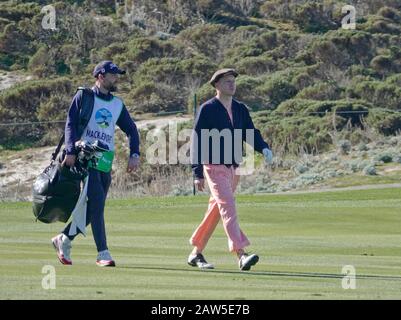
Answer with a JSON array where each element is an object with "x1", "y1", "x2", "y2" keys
[
  {"x1": 127, "y1": 155, "x2": 140, "y2": 173},
  {"x1": 262, "y1": 148, "x2": 273, "y2": 165}
]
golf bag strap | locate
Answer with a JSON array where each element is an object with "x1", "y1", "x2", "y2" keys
[
  {"x1": 49, "y1": 87, "x2": 94, "y2": 162},
  {"x1": 76, "y1": 87, "x2": 95, "y2": 138},
  {"x1": 51, "y1": 133, "x2": 65, "y2": 161}
]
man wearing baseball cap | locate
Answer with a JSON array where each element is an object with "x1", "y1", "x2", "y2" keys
[
  {"x1": 188, "y1": 68, "x2": 273, "y2": 271},
  {"x1": 51, "y1": 61, "x2": 140, "y2": 267}
]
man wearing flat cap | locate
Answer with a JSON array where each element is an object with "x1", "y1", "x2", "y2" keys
[
  {"x1": 51, "y1": 61, "x2": 140, "y2": 267},
  {"x1": 188, "y1": 68, "x2": 273, "y2": 271}
]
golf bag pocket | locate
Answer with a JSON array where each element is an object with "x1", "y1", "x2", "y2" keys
[{"x1": 32, "y1": 162, "x2": 82, "y2": 224}]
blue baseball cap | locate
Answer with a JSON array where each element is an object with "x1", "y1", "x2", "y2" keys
[{"x1": 93, "y1": 61, "x2": 126, "y2": 77}]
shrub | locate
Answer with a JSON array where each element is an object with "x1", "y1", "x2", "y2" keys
[
  {"x1": 0, "y1": 52, "x2": 14, "y2": 69},
  {"x1": 130, "y1": 82, "x2": 184, "y2": 114},
  {"x1": 389, "y1": 136, "x2": 400, "y2": 146},
  {"x1": 260, "y1": 1, "x2": 337, "y2": 33},
  {"x1": 274, "y1": 99, "x2": 312, "y2": 116},
  {"x1": 375, "y1": 153, "x2": 393, "y2": 163},
  {"x1": 177, "y1": 24, "x2": 231, "y2": 59},
  {"x1": 234, "y1": 76, "x2": 265, "y2": 109},
  {"x1": 0, "y1": 22, "x2": 32, "y2": 68},
  {"x1": 366, "y1": 110, "x2": 401, "y2": 135},
  {"x1": 357, "y1": 143, "x2": 369, "y2": 151},
  {"x1": 292, "y1": 173, "x2": 324, "y2": 187},
  {"x1": 363, "y1": 165, "x2": 377, "y2": 175},
  {"x1": 369, "y1": 18, "x2": 401, "y2": 34},
  {"x1": 370, "y1": 55, "x2": 394, "y2": 76},
  {"x1": 292, "y1": 72, "x2": 314, "y2": 91},
  {"x1": 28, "y1": 46, "x2": 55, "y2": 77},
  {"x1": 293, "y1": 164, "x2": 309, "y2": 174},
  {"x1": 0, "y1": 2, "x2": 40, "y2": 21},
  {"x1": 350, "y1": 80, "x2": 401, "y2": 110},
  {"x1": 236, "y1": 54, "x2": 278, "y2": 76},
  {"x1": 346, "y1": 160, "x2": 359, "y2": 173},
  {"x1": 0, "y1": 78, "x2": 73, "y2": 146},
  {"x1": 310, "y1": 39, "x2": 351, "y2": 68},
  {"x1": 386, "y1": 74, "x2": 401, "y2": 88},
  {"x1": 258, "y1": 114, "x2": 333, "y2": 154},
  {"x1": 378, "y1": 7, "x2": 401, "y2": 22},
  {"x1": 338, "y1": 140, "x2": 351, "y2": 155},
  {"x1": 295, "y1": 82, "x2": 342, "y2": 100},
  {"x1": 324, "y1": 169, "x2": 338, "y2": 178},
  {"x1": 170, "y1": 184, "x2": 192, "y2": 196},
  {"x1": 256, "y1": 74, "x2": 297, "y2": 109}
]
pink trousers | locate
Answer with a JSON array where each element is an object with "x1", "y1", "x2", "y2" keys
[{"x1": 190, "y1": 164, "x2": 250, "y2": 252}]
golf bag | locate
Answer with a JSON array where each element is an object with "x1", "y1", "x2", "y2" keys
[
  {"x1": 32, "y1": 152, "x2": 84, "y2": 223},
  {"x1": 32, "y1": 87, "x2": 95, "y2": 223}
]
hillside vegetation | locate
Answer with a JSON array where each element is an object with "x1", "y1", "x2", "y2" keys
[{"x1": 0, "y1": 0, "x2": 400, "y2": 152}]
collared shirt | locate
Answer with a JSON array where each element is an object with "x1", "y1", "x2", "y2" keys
[
  {"x1": 65, "y1": 86, "x2": 140, "y2": 156},
  {"x1": 191, "y1": 97, "x2": 270, "y2": 179}
]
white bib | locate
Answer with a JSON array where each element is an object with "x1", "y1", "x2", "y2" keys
[{"x1": 80, "y1": 95, "x2": 123, "y2": 151}]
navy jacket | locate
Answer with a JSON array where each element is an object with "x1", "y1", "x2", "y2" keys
[
  {"x1": 65, "y1": 86, "x2": 140, "y2": 156},
  {"x1": 191, "y1": 97, "x2": 270, "y2": 179}
]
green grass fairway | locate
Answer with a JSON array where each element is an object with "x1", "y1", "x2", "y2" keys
[{"x1": 1, "y1": 188, "x2": 401, "y2": 300}]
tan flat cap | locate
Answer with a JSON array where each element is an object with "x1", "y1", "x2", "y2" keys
[{"x1": 209, "y1": 68, "x2": 238, "y2": 87}]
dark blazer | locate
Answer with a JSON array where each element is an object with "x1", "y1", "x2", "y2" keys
[{"x1": 191, "y1": 97, "x2": 270, "y2": 179}]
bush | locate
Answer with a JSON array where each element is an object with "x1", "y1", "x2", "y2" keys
[
  {"x1": 177, "y1": 24, "x2": 231, "y2": 59},
  {"x1": 0, "y1": 22, "x2": 32, "y2": 69},
  {"x1": 378, "y1": 7, "x2": 401, "y2": 22},
  {"x1": 130, "y1": 82, "x2": 184, "y2": 114},
  {"x1": 293, "y1": 164, "x2": 309, "y2": 174},
  {"x1": 236, "y1": 54, "x2": 278, "y2": 76},
  {"x1": 256, "y1": 74, "x2": 297, "y2": 109},
  {"x1": 0, "y1": 2, "x2": 40, "y2": 21},
  {"x1": 0, "y1": 78, "x2": 73, "y2": 146},
  {"x1": 357, "y1": 143, "x2": 369, "y2": 151},
  {"x1": 28, "y1": 46, "x2": 55, "y2": 77},
  {"x1": 349, "y1": 80, "x2": 401, "y2": 110},
  {"x1": 295, "y1": 82, "x2": 342, "y2": 100},
  {"x1": 338, "y1": 140, "x2": 351, "y2": 155},
  {"x1": 274, "y1": 99, "x2": 312, "y2": 116},
  {"x1": 234, "y1": 76, "x2": 265, "y2": 109},
  {"x1": 367, "y1": 19, "x2": 401, "y2": 35},
  {"x1": 170, "y1": 184, "x2": 192, "y2": 196},
  {"x1": 292, "y1": 173, "x2": 324, "y2": 187},
  {"x1": 387, "y1": 73, "x2": 401, "y2": 86},
  {"x1": 260, "y1": 0, "x2": 337, "y2": 33},
  {"x1": 363, "y1": 165, "x2": 377, "y2": 175},
  {"x1": 310, "y1": 39, "x2": 351, "y2": 68},
  {"x1": 134, "y1": 56, "x2": 215, "y2": 87},
  {"x1": 292, "y1": 72, "x2": 314, "y2": 91},
  {"x1": 276, "y1": 99, "x2": 369, "y2": 128},
  {"x1": 370, "y1": 55, "x2": 394, "y2": 76},
  {"x1": 256, "y1": 114, "x2": 333, "y2": 154},
  {"x1": 366, "y1": 110, "x2": 401, "y2": 135},
  {"x1": 345, "y1": 160, "x2": 360, "y2": 173},
  {"x1": 0, "y1": 52, "x2": 14, "y2": 69},
  {"x1": 376, "y1": 153, "x2": 393, "y2": 163}
]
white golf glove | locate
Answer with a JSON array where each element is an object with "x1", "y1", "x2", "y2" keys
[{"x1": 262, "y1": 148, "x2": 273, "y2": 165}]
